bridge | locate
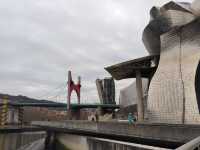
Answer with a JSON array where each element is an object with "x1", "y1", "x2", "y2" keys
[{"x1": 0, "y1": 102, "x2": 119, "y2": 109}]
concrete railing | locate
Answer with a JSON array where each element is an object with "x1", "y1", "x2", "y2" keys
[{"x1": 176, "y1": 136, "x2": 200, "y2": 150}]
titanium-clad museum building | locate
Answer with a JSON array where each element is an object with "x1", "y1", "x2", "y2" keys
[{"x1": 106, "y1": 0, "x2": 200, "y2": 124}]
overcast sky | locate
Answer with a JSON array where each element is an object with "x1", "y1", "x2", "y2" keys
[{"x1": 0, "y1": 0, "x2": 192, "y2": 103}]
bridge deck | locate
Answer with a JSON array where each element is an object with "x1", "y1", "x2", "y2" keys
[{"x1": 0, "y1": 103, "x2": 119, "y2": 109}]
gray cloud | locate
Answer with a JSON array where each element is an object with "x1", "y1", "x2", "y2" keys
[{"x1": 0, "y1": 0, "x2": 193, "y2": 103}]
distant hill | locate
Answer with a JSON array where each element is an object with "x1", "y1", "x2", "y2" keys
[{"x1": 0, "y1": 93, "x2": 60, "y2": 104}]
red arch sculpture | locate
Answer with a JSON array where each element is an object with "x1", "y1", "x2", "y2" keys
[{"x1": 67, "y1": 71, "x2": 81, "y2": 110}]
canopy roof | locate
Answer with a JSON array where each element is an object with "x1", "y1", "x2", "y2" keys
[{"x1": 105, "y1": 55, "x2": 159, "y2": 80}]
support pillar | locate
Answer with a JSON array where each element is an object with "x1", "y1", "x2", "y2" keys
[
  {"x1": 67, "y1": 71, "x2": 72, "y2": 111},
  {"x1": 97, "y1": 106, "x2": 104, "y2": 116},
  {"x1": 70, "y1": 109, "x2": 81, "y2": 120},
  {"x1": 67, "y1": 71, "x2": 72, "y2": 120},
  {"x1": 45, "y1": 131, "x2": 56, "y2": 150},
  {"x1": 136, "y1": 70, "x2": 144, "y2": 122},
  {"x1": 18, "y1": 107, "x2": 24, "y2": 125}
]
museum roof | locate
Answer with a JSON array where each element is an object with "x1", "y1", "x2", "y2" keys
[{"x1": 105, "y1": 55, "x2": 159, "y2": 80}]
